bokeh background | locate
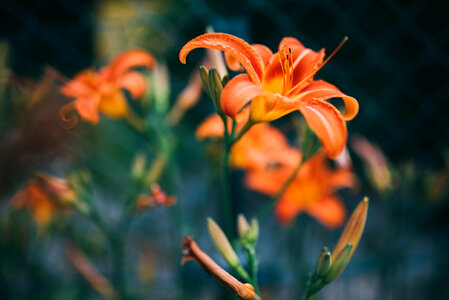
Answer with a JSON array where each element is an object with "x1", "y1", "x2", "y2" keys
[{"x1": 1, "y1": 0, "x2": 448, "y2": 299}]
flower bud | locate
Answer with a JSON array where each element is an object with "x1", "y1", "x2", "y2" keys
[
  {"x1": 207, "y1": 218, "x2": 240, "y2": 268},
  {"x1": 247, "y1": 218, "x2": 259, "y2": 245},
  {"x1": 151, "y1": 63, "x2": 170, "y2": 114},
  {"x1": 315, "y1": 247, "x2": 331, "y2": 276},
  {"x1": 131, "y1": 153, "x2": 147, "y2": 182},
  {"x1": 237, "y1": 214, "x2": 250, "y2": 241},
  {"x1": 208, "y1": 69, "x2": 224, "y2": 115},
  {"x1": 199, "y1": 65, "x2": 210, "y2": 96},
  {"x1": 332, "y1": 197, "x2": 368, "y2": 262},
  {"x1": 324, "y1": 244, "x2": 352, "y2": 282}
]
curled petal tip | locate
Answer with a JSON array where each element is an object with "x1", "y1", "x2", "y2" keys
[
  {"x1": 59, "y1": 102, "x2": 79, "y2": 129},
  {"x1": 179, "y1": 33, "x2": 264, "y2": 84}
]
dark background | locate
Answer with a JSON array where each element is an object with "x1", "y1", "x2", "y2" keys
[
  {"x1": 1, "y1": 0, "x2": 448, "y2": 166},
  {"x1": 1, "y1": 0, "x2": 448, "y2": 299}
]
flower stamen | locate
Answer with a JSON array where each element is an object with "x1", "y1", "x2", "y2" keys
[{"x1": 279, "y1": 45, "x2": 294, "y2": 95}]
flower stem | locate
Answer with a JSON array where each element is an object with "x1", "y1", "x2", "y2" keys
[
  {"x1": 233, "y1": 119, "x2": 254, "y2": 144},
  {"x1": 244, "y1": 244, "x2": 259, "y2": 294},
  {"x1": 222, "y1": 129, "x2": 233, "y2": 238}
]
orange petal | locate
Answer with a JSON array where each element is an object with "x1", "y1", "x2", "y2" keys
[
  {"x1": 196, "y1": 114, "x2": 225, "y2": 140},
  {"x1": 290, "y1": 49, "x2": 325, "y2": 91},
  {"x1": 298, "y1": 80, "x2": 359, "y2": 120},
  {"x1": 297, "y1": 98, "x2": 347, "y2": 158},
  {"x1": 252, "y1": 44, "x2": 273, "y2": 67},
  {"x1": 60, "y1": 71, "x2": 96, "y2": 98},
  {"x1": 224, "y1": 52, "x2": 244, "y2": 71},
  {"x1": 232, "y1": 123, "x2": 301, "y2": 169},
  {"x1": 98, "y1": 90, "x2": 129, "y2": 119},
  {"x1": 221, "y1": 74, "x2": 264, "y2": 119},
  {"x1": 249, "y1": 93, "x2": 297, "y2": 122},
  {"x1": 245, "y1": 167, "x2": 289, "y2": 197},
  {"x1": 328, "y1": 169, "x2": 356, "y2": 190},
  {"x1": 179, "y1": 33, "x2": 264, "y2": 84},
  {"x1": 226, "y1": 44, "x2": 273, "y2": 71},
  {"x1": 74, "y1": 96, "x2": 101, "y2": 123},
  {"x1": 278, "y1": 37, "x2": 306, "y2": 53},
  {"x1": 307, "y1": 196, "x2": 346, "y2": 229},
  {"x1": 275, "y1": 194, "x2": 305, "y2": 225},
  {"x1": 119, "y1": 71, "x2": 147, "y2": 99},
  {"x1": 108, "y1": 49, "x2": 156, "y2": 79},
  {"x1": 59, "y1": 102, "x2": 80, "y2": 129}
]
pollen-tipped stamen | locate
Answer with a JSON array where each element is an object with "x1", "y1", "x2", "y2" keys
[{"x1": 280, "y1": 45, "x2": 294, "y2": 95}]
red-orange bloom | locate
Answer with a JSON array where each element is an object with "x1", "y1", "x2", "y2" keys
[
  {"x1": 11, "y1": 174, "x2": 77, "y2": 228},
  {"x1": 180, "y1": 33, "x2": 358, "y2": 158},
  {"x1": 246, "y1": 153, "x2": 355, "y2": 228},
  {"x1": 60, "y1": 49, "x2": 155, "y2": 125}
]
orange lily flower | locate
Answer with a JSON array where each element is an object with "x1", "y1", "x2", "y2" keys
[
  {"x1": 60, "y1": 49, "x2": 155, "y2": 125},
  {"x1": 180, "y1": 33, "x2": 358, "y2": 158},
  {"x1": 11, "y1": 174, "x2": 77, "y2": 228},
  {"x1": 196, "y1": 114, "x2": 300, "y2": 170},
  {"x1": 246, "y1": 153, "x2": 355, "y2": 228}
]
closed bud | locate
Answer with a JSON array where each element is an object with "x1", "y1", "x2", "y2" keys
[
  {"x1": 248, "y1": 218, "x2": 259, "y2": 245},
  {"x1": 324, "y1": 244, "x2": 352, "y2": 282},
  {"x1": 208, "y1": 69, "x2": 224, "y2": 115},
  {"x1": 332, "y1": 197, "x2": 369, "y2": 262},
  {"x1": 207, "y1": 218, "x2": 240, "y2": 268},
  {"x1": 221, "y1": 74, "x2": 230, "y2": 87},
  {"x1": 237, "y1": 214, "x2": 250, "y2": 241},
  {"x1": 151, "y1": 63, "x2": 170, "y2": 114},
  {"x1": 315, "y1": 247, "x2": 331, "y2": 276},
  {"x1": 199, "y1": 65, "x2": 210, "y2": 96},
  {"x1": 131, "y1": 153, "x2": 147, "y2": 182}
]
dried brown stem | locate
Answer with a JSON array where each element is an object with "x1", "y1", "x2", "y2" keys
[{"x1": 182, "y1": 237, "x2": 260, "y2": 300}]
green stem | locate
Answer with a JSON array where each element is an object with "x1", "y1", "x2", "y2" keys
[
  {"x1": 244, "y1": 244, "x2": 259, "y2": 294},
  {"x1": 232, "y1": 263, "x2": 251, "y2": 283},
  {"x1": 232, "y1": 119, "x2": 254, "y2": 143},
  {"x1": 220, "y1": 118, "x2": 254, "y2": 237},
  {"x1": 258, "y1": 156, "x2": 304, "y2": 221},
  {"x1": 222, "y1": 131, "x2": 233, "y2": 238}
]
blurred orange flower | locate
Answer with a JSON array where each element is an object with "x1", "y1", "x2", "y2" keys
[
  {"x1": 60, "y1": 49, "x2": 155, "y2": 125},
  {"x1": 196, "y1": 115, "x2": 300, "y2": 170},
  {"x1": 246, "y1": 153, "x2": 355, "y2": 228},
  {"x1": 135, "y1": 183, "x2": 176, "y2": 213},
  {"x1": 180, "y1": 33, "x2": 358, "y2": 158},
  {"x1": 11, "y1": 173, "x2": 77, "y2": 228}
]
